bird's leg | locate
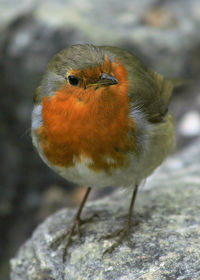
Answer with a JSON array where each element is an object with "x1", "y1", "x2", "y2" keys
[
  {"x1": 66, "y1": 186, "x2": 92, "y2": 238},
  {"x1": 51, "y1": 187, "x2": 92, "y2": 260},
  {"x1": 104, "y1": 184, "x2": 139, "y2": 254}
]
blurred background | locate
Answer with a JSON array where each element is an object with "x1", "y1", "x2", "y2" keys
[{"x1": 1, "y1": 0, "x2": 200, "y2": 278}]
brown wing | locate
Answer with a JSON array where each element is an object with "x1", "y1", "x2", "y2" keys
[{"x1": 100, "y1": 45, "x2": 174, "y2": 123}]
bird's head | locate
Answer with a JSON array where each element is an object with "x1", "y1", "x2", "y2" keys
[{"x1": 34, "y1": 44, "x2": 128, "y2": 105}]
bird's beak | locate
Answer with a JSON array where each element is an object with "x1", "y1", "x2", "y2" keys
[
  {"x1": 86, "y1": 73, "x2": 118, "y2": 89},
  {"x1": 97, "y1": 73, "x2": 118, "y2": 86}
]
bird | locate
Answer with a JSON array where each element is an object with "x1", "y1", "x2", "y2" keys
[{"x1": 31, "y1": 44, "x2": 175, "y2": 258}]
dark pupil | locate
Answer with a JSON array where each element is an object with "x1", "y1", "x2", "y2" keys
[{"x1": 68, "y1": 75, "x2": 79, "y2": 86}]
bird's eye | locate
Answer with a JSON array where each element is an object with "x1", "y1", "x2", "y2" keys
[{"x1": 68, "y1": 75, "x2": 79, "y2": 86}]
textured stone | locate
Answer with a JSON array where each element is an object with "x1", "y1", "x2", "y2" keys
[{"x1": 10, "y1": 139, "x2": 200, "y2": 280}]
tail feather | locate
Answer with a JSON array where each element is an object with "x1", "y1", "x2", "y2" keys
[{"x1": 167, "y1": 78, "x2": 193, "y2": 88}]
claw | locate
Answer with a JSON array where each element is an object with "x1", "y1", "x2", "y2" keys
[
  {"x1": 103, "y1": 222, "x2": 131, "y2": 255},
  {"x1": 50, "y1": 213, "x2": 98, "y2": 261},
  {"x1": 49, "y1": 187, "x2": 92, "y2": 261}
]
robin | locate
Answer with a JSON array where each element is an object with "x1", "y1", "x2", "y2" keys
[{"x1": 31, "y1": 44, "x2": 175, "y2": 258}]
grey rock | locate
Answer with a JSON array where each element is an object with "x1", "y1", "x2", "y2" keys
[
  {"x1": 1, "y1": 0, "x2": 200, "y2": 78},
  {"x1": 10, "y1": 139, "x2": 200, "y2": 280}
]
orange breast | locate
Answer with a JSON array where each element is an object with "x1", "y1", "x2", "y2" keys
[{"x1": 38, "y1": 61, "x2": 137, "y2": 173}]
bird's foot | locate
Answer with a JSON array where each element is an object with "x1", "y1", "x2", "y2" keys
[
  {"x1": 102, "y1": 219, "x2": 138, "y2": 254},
  {"x1": 51, "y1": 214, "x2": 98, "y2": 261}
]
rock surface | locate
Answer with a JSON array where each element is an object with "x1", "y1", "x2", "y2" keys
[{"x1": 10, "y1": 139, "x2": 200, "y2": 280}]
